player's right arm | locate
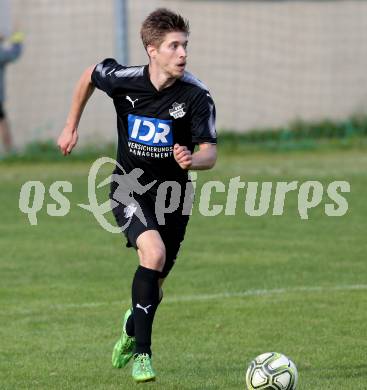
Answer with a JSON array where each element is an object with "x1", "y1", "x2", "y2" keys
[{"x1": 57, "y1": 65, "x2": 95, "y2": 155}]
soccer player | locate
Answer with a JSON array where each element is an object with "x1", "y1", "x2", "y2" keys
[
  {"x1": 57, "y1": 8, "x2": 217, "y2": 383},
  {"x1": 0, "y1": 32, "x2": 24, "y2": 154}
]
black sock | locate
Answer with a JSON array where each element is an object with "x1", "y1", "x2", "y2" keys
[
  {"x1": 126, "y1": 287, "x2": 164, "y2": 337},
  {"x1": 131, "y1": 265, "x2": 160, "y2": 357},
  {"x1": 125, "y1": 292, "x2": 163, "y2": 337}
]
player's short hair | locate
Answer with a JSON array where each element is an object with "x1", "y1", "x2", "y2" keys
[{"x1": 140, "y1": 8, "x2": 190, "y2": 50}]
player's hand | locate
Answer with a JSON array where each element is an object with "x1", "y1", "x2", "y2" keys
[
  {"x1": 57, "y1": 126, "x2": 78, "y2": 156},
  {"x1": 173, "y1": 143, "x2": 192, "y2": 170}
]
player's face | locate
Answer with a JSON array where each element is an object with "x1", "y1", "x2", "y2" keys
[{"x1": 153, "y1": 31, "x2": 188, "y2": 79}]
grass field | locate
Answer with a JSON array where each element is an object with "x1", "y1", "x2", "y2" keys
[{"x1": 1, "y1": 149, "x2": 366, "y2": 389}]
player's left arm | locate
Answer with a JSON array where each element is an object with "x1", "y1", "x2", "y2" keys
[
  {"x1": 174, "y1": 88, "x2": 217, "y2": 170},
  {"x1": 173, "y1": 143, "x2": 216, "y2": 170}
]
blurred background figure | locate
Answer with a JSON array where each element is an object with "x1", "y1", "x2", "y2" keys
[{"x1": 0, "y1": 31, "x2": 24, "y2": 154}]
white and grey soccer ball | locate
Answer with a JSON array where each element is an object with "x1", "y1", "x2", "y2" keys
[{"x1": 246, "y1": 352, "x2": 298, "y2": 390}]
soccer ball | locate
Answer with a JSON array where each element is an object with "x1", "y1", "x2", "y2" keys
[{"x1": 245, "y1": 352, "x2": 298, "y2": 390}]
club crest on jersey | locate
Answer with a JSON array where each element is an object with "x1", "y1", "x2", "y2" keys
[
  {"x1": 128, "y1": 114, "x2": 173, "y2": 147},
  {"x1": 169, "y1": 102, "x2": 186, "y2": 119}
]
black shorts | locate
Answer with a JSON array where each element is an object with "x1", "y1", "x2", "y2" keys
[
  {"x1": 0, "y1": 102, "x2": 5, "y2": 120},
  {"x1": 110, "y1": 182, "x2": 190, "y2": 278}
]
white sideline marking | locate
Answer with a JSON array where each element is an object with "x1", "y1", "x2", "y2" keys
[
  {"x1": 10, "y1": 284, "x2": 367, "y2": 315},
  {"x1": 166, "y1": 284, "x2": 367, "y2": 303}
]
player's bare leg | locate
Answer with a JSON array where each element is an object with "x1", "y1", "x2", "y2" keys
[
  {"x1": 0, "y1": 118, "x2": 13, "y2": 153},
  {"x1": 137, "y1": 230, "x2": 166, "y2": 271}
]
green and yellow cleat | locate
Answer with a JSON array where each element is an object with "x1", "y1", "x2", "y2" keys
[
  {"x1": 112, "y1": 308, "x2": 136, "y2": 368},
  {"x1": 132, "y1": 353, "x2": 156, "y2": 383}
]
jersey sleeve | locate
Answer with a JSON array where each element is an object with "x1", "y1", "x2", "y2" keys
[
  {"x1": 91, "y1": 58, "x2": 126, "y2": 97},
  {"x1": 190, "y1": 90, "x2": 217, "y2": 144}
]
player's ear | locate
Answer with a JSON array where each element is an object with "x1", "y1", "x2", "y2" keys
[{"x1": 147, "y1": 44, "x2": 157, "y2": 60}]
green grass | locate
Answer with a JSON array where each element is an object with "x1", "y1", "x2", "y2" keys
[{"x1": 1, "y1": 149, "x2": 366, "y2": 389}]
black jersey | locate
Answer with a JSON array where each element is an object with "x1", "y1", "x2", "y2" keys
[{"x1": 91, "y1": 58, "x2": 217, "y2": 185}]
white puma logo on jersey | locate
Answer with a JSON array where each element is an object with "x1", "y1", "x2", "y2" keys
[
  {"x1": 136, "y1": 303, "x2": 152, "y2": 314},
  {"x1": 126, "y1": 95, "x2": 139, "y2": 108}
]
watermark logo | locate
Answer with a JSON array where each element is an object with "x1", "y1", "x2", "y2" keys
[
  {"x1": 197, "y1": 178, "x2": 350, "y2": 218},
  {"x1": 18, "y1": 157, "x2": 351, "y2": 232},
  {"x1": 77, "y1": 157, "x2": 157, "y2": 233}
]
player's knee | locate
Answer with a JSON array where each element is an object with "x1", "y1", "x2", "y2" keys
[
  {"x1": 150, "y1": 246, "x2": 166, "y2": 269},
  {"x1": 141, "y1": 245, "x2": 166, "y2": 271}
]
